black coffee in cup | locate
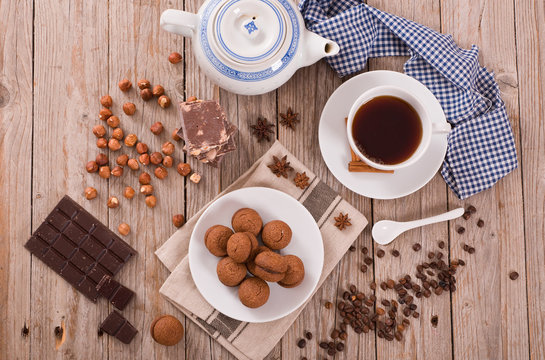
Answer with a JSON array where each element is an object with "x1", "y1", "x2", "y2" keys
[{"x1": 351, "y1": 95, "x2": 422, "y2": 165}]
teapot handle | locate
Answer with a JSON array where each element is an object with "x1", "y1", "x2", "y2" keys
[{"x1": 160, "y1": 9, "x2": 199, "y2": 38}]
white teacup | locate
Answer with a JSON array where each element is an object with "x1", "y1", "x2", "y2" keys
[{"x1": 346, "y1": 85, "x2": 451, "y2": 171}]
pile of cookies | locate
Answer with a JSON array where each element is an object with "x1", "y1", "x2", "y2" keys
[{"x1": 204, "y1": 208, "x2": 305, "y2": 309}]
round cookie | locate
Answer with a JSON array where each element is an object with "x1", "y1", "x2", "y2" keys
[
  {"x1": 244, "y1": 232, "x2": 259, "y2": 253},
  {"x1": 247, "y1": 246, "x2": 272, "y2": 276},
  {"x1": 278, "y1": 255, "x2": 305, "y2": 288},
  {"x1": 205, "y1": 225, "x2": 233, "y2": 257},
  {"x1": 231, "y1": 208, "x2": 263, "y2": 236},
  {"x1": 262, "y1": 220, "x2": 292, "y2": 250},
  {"x1": 150, "y1": 315, "x2": 184, "y2": 346},
  {"x1": 253, "y1": 251, "x2": 288, "y2": 282},
  {"x1": 238, "y1": 277, "x2": 270, "y2": 308},
  {"x1": 217, "y1": 257, "x2": 247, "y2": 286},
  {"x1": 226, "y1": 233, "x2": 252, "y2": 263}
]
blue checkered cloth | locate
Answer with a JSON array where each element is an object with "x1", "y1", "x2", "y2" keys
[{"x1": 299, "y1": 0, "x2": 518, "y2": 199}]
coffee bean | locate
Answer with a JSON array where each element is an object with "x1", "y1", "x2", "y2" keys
[
  {"x1": 463, "y1": 243, "x2": 470, "y2": 251},
  {"x1": 297, "y1": 339, "x2": 306, "y2": 348},
  {"x1": 301, "y1": 357, "x2": 307, "y2": 360},
  {"x1": 457, "y1": 226, "x2": 465, "y2": 234},
  {"x1": 331, "y1": 329, "x2": 340, "y2": 339},
  {"x1": 431, "y1": 315, "x2": 439, "y2": 327},
  {"x1": 395, "y1": 331, "x2": 403, "y2": 341},
  {"x1": 458, "y1": 259, "x2": 466, "y2": 266},
  {"x1": 412, "y1": 243, "x2": 422, "y2": 251},
  {"x1": 336, "y1": 342, "x2": 345, "y2": 351},
  {"x1": 388, "y1": 249, "x2": 400, "y2": 257},
  {"x1": 376, "y1": 307, "x2": 385, "y2": 315},
  {"x1": 362, "y1": 246, "x2": 368, "y2": 254},
  {"x1": 387, "y1": 279, "x2": 395, "y2": 289},
  {"x1": 412, "y1": 311, "x2": 420, "y2": 318},
  {"x1": 509, "y1": 271, "x2": 519, "y2": 280},
  {"x1": 361, "y1": 264, "x2": 368, "y2": 273},
  {"x1": 327, "y1": 348, "x2": 336, "y2": 356},
  {"x1": 403, "y1": 308, "x2": 411, "y2": 317},
  {"x1": 467, "y1": 205, "x2": 477, "y2": 214},
  {"x1": 404, "y1": 275, "x2": 411, "y2": 282},
  {"x1": 428, "y1": 251, "x2": 435, "y2": 259},
  {"x1": 437, "y1": 252, "x2": 443, "y2": 260},
  {"x1": 350, "y1": 285, "x2": 357, "y2": 294},
  {"x1": 381, "y1": 299, "x2": 391, "y2": 307},
  {"x1": 434, "y1": 287, "x2": 443, "y2": 295},
  {"x1": 377, "y1": 249, "x2": 385, "y2": 258},
  {"x1": 343, "y1": 291, "x2": 350, "y2": 300},
  {"x1": 409, "y1": 303, "x2": 417, "y2": 310},
  {"x1": 462, "y1": 211, "x2": 471, "y2": 220},
  {"x1": 325, "y1": 301, "x2": 332, "y2": 309},
  {"x1": 370, "y1": 282, "x2": 376, "y2": 290},
  {"x1": 339, "y1": 331, "x2": 347, "y2": 340},
  {"x1": 468, "y1": 247, "x2": 475, "y2": 254},
  {"x1": 319, "y1": 342, "x2": 329, "y2": 349},
  {"x1": 477, "y1": 219, "x2": 484, "y2": 227},
  {"x1": 364, "y1": 256, "x2": 373, "y2": 265},
  {"x1": 438, "y1": 240, "x2": 445, "y2": 249},
  {"x1": 328, "y1": 341, "x2": 335, "y2": 349},
  {"x1": 349, "y1": 245, "x2": 356, "y2": 252},
  {"x1": 380, "y1": 282, "x2": 387, "y2": 290},
  {"x1": 340, "y1": 323, "x2": 347, "y2": 331}
]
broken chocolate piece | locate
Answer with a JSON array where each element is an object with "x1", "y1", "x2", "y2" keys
[
  {"x1": 24, "y1": 196, "x2": 137, "y2": 301},
  {"x1": 100, "y1": 311, "x2": 138, "y2": 344},
  {"x1": 96, "y1": 275, "x2": 135, "y2": 310}
]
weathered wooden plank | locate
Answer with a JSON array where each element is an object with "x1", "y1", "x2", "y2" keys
[
  {"x1": 514, "y1": 0, "x2": 545, "y2": 358},
  {"x1": 441, "y1": 0, "x2": 528, "y2": 359},
  {"x1": 0, "y1": 0, "x2": 33, "y2": 357},
  {"x1": 31, "y1": 0, "x2": 109, "y2": 358},
  {"x1": 107, "y1": 0, "x2": 186, "y2": 358}
]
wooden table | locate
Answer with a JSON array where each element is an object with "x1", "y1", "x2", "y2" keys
[{"x1": 1, "y1": 0, "x2": 543, "y2": 359}]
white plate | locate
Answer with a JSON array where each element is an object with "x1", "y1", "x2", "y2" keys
[
  {"x1": 319, "y1": 70, "x2": 449, "y2": 200},
  {"x1": 188, "y1": 187, "x2": 324, "y2": 323}
]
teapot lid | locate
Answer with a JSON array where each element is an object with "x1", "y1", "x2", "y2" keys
[{"x1": 200, "y1": 0, "x2": 300, "y2": 81}]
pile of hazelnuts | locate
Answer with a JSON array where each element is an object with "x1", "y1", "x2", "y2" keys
[{"x1": 83, "y1": 53, "x2": 197, "y2": 236}]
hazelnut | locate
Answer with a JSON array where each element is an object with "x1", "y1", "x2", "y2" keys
[
  {"x1": 86, "y1": 160, "x2": 98, "y2": 173},
  {"x1": 150, "y1": 122, "x2": 164, "y2": 135},
  {"x1": 107, "y1": 115, "x2": 120, "y2": 128},
  {"x1": 139, "y1": 153, "x2": 150, "y2": 165},
  {"x1": 154, "y1": 166, "x2": 168, "y2": 179},
  {"x1": 118, "y1": 79, "x2": 132, "y2": 91},
  {"x1": 118, "y1": 223, "x2": 130, "y2": 236},
  {"x1": 145, "y1": 195, "x2": 157, "y2": 208},
  {"x1": 127, "y1": 158, "x2": 139, "y2": 170},
  {"x1": 172, "y1": 128, "x2": 181, "y2": 141},
  {"x1": 161, "y1": 141, "x2": 175, "y2": 155},
  {"x1": 84, "y1": 187, "x2": 98, "y2": 200},
  {"x1": 136, "y1": 142, "x2": 148, "y2": 154},
  {"x1": 150, "y1": 152, "x2": 163, "y2": 165},
  {"x1": 158, "y1": 95, "x2": 171, "y2": 108},
  {"x1": 137, "y1": 79, "x2": 151, "y2": 89},
  {"x1": 123, "y1": 102, "x2": 136, "y2": 115},
  {"x1": 99, "y1": 166, "x2": 111, "y2": 179},
  {"x1": 189, "y1": 172, "x2": 201, "y2": 184},
  {"x1": 124, "y1": 186, "x2": 136, "y2": 199},
  {"x1": 187, "y1": 96, "x2": 197, "y2": 102},
  {"x1": 172, "y1": 214, "x2": 185, "y2": 227},
  {"x1": 108, "y1": 138, "x2": 121, "y2": 151},
  {"x1": 96, "y1": 137, "x2": 108, "y2": 148},
  {"x1": 112, "y1": 127, "x2": 124, "y2": 140},
  {"x1": 140, "y1": 184, "x2": 154, "y2": 195},
  {"x1": 139, "y1": 172, "x2": 151, "y2": 185},
  {"x1": 124, "y1": 134, "x2": 138, "y2": 147},
  {"x1": 177, "y1": 163, "x2": 191, "y2": 176},
  {"x1": 168, "y1": 52, "x2": 183, "y2": 64},
  {"x1": 93, "y1": 124, "x2": 106, "y2": 138},
  {"x1": 107, "y1": 196, "x2": 119, "y2": 208},
  {"x1": 99, "y1": 108, "x2": 113, "y2": 121},
  {"x1": 141, "y1": 88, "x2": 153, "y2": 101},
  {"x1": 111, "y1": 165, "x2": 124, "y2": 177},
  {"x1": 100, "y1": 95, "x2": 113, "y2": 108},
  {"x1": 116, "y1": 154, "x2": 129, "y2": 166},
  {"x1": 162, "y1": 156, "x2": 173, "y2": 168},
  {"x1": 152, "y1": 85, "x2": 164, "y2": 97},
  {"x1": 96, "y1": 153, "x2": 109, "y2": 166}
]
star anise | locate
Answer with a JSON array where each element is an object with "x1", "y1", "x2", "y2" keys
[
  {"x1": 279, "y1": 107, "x2": 299, "y2": 130},
  {"x1": 294, "y1": 172, "x2": 310, "y2": 189},
  {"x1": 334, "y1": 212, "x2": 352, "y2": 230},
  {"x1": 268, "y1": 155, "x2": 293, "y2": 178},
  {"x1": 250, "y1": 116, "x2": 275, "y2": 142}
]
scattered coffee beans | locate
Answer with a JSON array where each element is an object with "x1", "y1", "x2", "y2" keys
[
  {"x1": 477, "y1": 219, "x2": 484, "y2": 227},
  {"x1": 349, "y1": 245, "x2": 356, "y2": 252},
  {"x1": 438, "y1": 241, "x2": 445, "y2": 249},
  {"x1": 412, "y1": 243, "x2": 421, "y2": 251},
  {"x1": 462, "y1": 211, "x2": 471, "y2": 220},
  {"x1": 377, "y1": 249, "x2": 385, "y2": 258},
  {"x1": 509, "y1": 271, "x2": 519, "y2": 280},
  {"x1": 305, "y1": 331, "x2": 312, "y2": 340},
  {"x1": 467, "y1": 205, "x2": 477, "y2": 214},
  {"x1": 457, "y1": 226, "x2": 465, "y2": 234},
  {"x1": 297, "y1": 339, "x2": 306, "y2": 348},
  {"x1": 391, "y1": 249, "x2": 400, "y2": 257}
]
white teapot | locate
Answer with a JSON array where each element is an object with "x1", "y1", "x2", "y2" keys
[{"x1": 160, "y1": 0, "x2": 339, "y2": 95}]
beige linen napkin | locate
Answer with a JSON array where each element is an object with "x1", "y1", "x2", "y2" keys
[{"x1": 156, "y1": 140, "x2": 367, "y2": 360}]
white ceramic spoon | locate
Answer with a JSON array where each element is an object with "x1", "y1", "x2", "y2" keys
[{"x1": 372, "y1": 208, "x2": 465, "y2": 245}]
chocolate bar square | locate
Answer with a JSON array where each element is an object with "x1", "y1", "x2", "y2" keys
[
  {"x1": 96, "y1": 275, "x2": 134, "y2": 311},
  {"x1": 100, "y1": 311, "x2": 138, "y2": 344}
]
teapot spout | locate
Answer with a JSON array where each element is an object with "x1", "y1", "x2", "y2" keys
[{"x1": 301, "y1": 31, "x2": 340, "y2": 68}]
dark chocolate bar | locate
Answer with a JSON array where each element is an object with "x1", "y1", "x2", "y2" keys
[
  {"x1": 100, "y1": 311, "x2": 138, "y2": 344},
  {"x1": 24, "y1": 196, "x2": 137, "y2": 301},
  {"x1": 96, "y1": 275, "x2": 134, "y2": 310}
]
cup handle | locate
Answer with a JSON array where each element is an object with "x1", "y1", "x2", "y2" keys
[
  {"x1": 160, "y1": 9, "x2": 199, "y2": 38},
  {"x1": 432, "y1": 122, "x2": 452, "y2": 134}
]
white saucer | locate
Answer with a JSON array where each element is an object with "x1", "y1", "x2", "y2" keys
[
  {"x1": 318, "y1": 70, "x2": 448, "y2": 200},
  {"x1": 188, "y1": 187, "x2": 324, "y2": 323}
]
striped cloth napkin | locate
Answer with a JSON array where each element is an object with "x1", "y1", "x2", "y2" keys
[
  {"x1": 155, "y1": 141, "x2": 367, "y2": 360},
  {"x1": 299, "y1": 0, "x2": 518, "y2": 199}
]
